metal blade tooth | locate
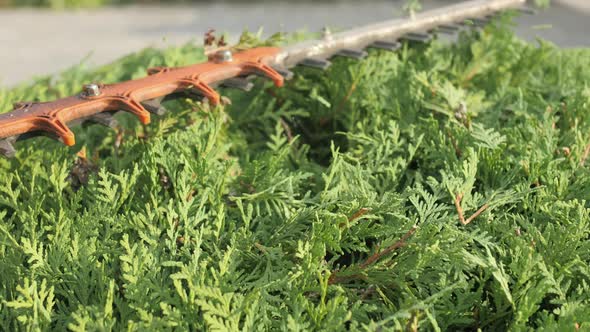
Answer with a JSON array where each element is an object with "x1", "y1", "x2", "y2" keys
[
  {"x1": 334, "y1": 49, "x2": 368, "y2": 60},
  {"x1": 298, "y1": 58, "x2": 332, "y2": 70},
  {"x1": 273, "y1": 67, "x2": 294, "y2": 80},
  {"x1": 183, "y1": 90, "x2": 202, "y2": 100},
  {"x1": 400, "y1": 32, "x2": 432, "y2": 43},
  {"x1": 221, "y1": 78, "x2": 254, "y2": 92},
  {"x1": 115, "y1": 97, "x2": 151, "y2": 124},
  {"x1": 433, "y1": 24, "x2": 461, "y2": 34},
  {"x1": 160, "y1": 92, "x2": 185, "y2": 104},
  {"x1": 241, "y1": 62, "x2": 284, "y2": 88},
  {"x1": 179, "y1": 79, "x2": 220, "y2": 105},
  {"x1": 369, "y1": 40, "x2": 401, "y2": 51},
  {"x1": 0, "y1": 138, "x2": 16, "y2": 158},
  {"x1": 12, "y1": 129, "x2": 76, "y2": 147},
  {"x1": 88, "y1": 113, "x2": 118, "y2": 128},
  {"x1": 141, "y1": 99, "x2": 168, "y2": 116},
  {"x1": 16, "y1": 131, "x2": 47, "y2": 141},
  {"x1": 13, "y1": 131, "x2": 57, "y2": 146}
]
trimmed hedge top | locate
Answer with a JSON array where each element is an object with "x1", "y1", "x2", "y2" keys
[{"x1": 1, "y1": 15, "x2": 590, "y2": 330}]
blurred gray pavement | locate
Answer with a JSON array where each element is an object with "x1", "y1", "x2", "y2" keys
[{"x1": 0, "y1": 0, "x2": 589, "y2": 87}]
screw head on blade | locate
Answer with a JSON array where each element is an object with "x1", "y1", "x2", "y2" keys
[
  {"x1": 82, "y1": 83, "x2": 101, "y2": 97},
  {"x1": 215, "y1": 50, "x2": 233, "y2": 63}
]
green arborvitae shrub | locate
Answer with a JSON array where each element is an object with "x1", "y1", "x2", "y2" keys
[{"x1": 1, "y1": 14, "x2": 590, "y2": 330}]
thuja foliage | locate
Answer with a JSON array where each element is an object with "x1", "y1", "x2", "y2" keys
[{"x1": 1, "y1": 14, "x2": 590, "y2": 330}]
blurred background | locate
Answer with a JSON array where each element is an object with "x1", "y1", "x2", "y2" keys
[{"x1": 0, "y1": 0, "x2": 589, "y2": 87}]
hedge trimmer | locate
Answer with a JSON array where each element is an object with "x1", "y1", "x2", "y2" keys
[{"x1": 0, "y1": 0, "x2": 529, "y2": 158}]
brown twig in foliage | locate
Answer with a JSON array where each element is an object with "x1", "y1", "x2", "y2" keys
[
  {"x1": 328, "y1": 225, "x2": 417, "y2": 285},
  {"x1": 359, "y1": 226, "x2": 417, "y2": 269},
  {"x1": 406, "y1": 311, "x2": 419, "y2": 332},
  {"x1": 279, "y1": 117, "x2": 294, "y2": 143},
  {"x1": 203, "y1": 29, "x2": 230, "y2": 57},
  {"x1": 446, "y1": 128, "x2": 462, "y2": 158},
  {"x1": 68, "y1": 147, "x2": 99, "y2": 191},
  {"x1": 348, "y1": 208, "x2": 370, "y2": 222},
  {"x1": 454, "y1": 193, "x2": 465, "y2": 223},
  {"x1": 454, "y1": 193, "x2": 489, "y2": 225},
  {"x1": 217, "y1": 35, "x2": 227, "y2": 47},
  {"x1": 359, "y1": 285, "x2": 376, "y2": 300},
  {"x1": 334, "y1": 82, "x2": 358, "y2": 114},
  {"x1": 339, "y1": 207, "x2": 370, "y2": 228},
  {"x1": 204, "y1": 29, "x2": 216, "y2": 46},
  {"x1": 334, "y1": 69, "x2": 365, "y2": 115},
  {"x1": 466, "y1": 204, "x2": 489, "y2": 224},
  {"x1": 580, "y1": 143, "x2": 590, "y2": 166}
]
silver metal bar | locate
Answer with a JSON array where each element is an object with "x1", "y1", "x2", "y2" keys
[{"x1": 270, "y1": 0, "x2": 525, "y2": 68}]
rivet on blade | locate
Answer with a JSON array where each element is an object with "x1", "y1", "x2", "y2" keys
[
  {"x1": 82, "y1": 83, "x2": 101, "y2": 97},
  {"x1": 215, "y1": 49, "x2": 233, "y2": 63}
]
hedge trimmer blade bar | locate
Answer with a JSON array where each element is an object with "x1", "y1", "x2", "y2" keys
[{"x1": 0, "y1": 0, "x2": 527, "y2": 157}]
